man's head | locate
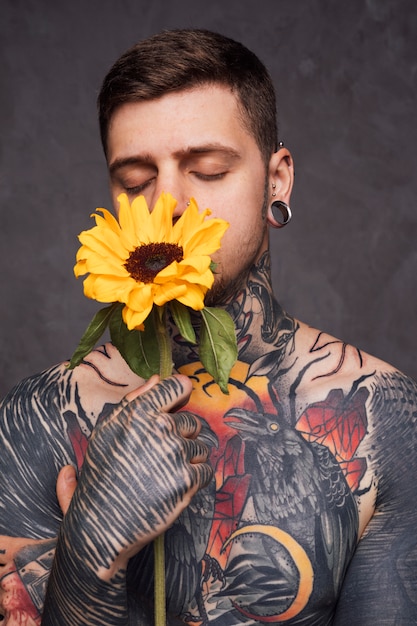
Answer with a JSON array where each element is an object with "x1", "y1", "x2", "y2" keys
[
  {"x1": 99, "y1": 29, "x2": 294, "y2": 305},
  {"x1": 98, "y1": 29, "x2": 278, "y2": 166}
]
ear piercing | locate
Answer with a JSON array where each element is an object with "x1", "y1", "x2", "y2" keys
[
  {"x1": 269, "y1": 141, "x2": 291, "y2": 227},
  {"x1": 270, "y1": 199, "x2": 292, "y2": 227}
]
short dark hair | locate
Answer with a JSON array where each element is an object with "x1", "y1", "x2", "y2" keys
[{"x1": 98, "y1": 29, "x2": 278, "y2": 164}]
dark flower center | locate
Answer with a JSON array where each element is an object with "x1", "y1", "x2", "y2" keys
[{"x1": 124, "y1": 242, "x2": 184, "y2": 283}]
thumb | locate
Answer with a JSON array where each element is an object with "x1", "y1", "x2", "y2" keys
[
  {"x1": 56, "y1": 465, "x2": 77, "y2": 515},
  {"x1": 124, "y1": 374, "x2": 161, "y2": 402}
]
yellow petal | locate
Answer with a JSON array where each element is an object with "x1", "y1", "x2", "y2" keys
[
  {"x1": 77, "y1": 230, "x2": 129, "y2": 266},
  {"x1": 130, "y1": 194, "x2": 154, "y2": 243},
  {"x1": 75, "y1": 242, "x2": 128, "y2": 276},
  {"x1": 117, "y1": 193, "x2": 146, "y2": 249},
  {"x1": 117, "y1": 193, "x2": 135, "y2": 229},
  {"x1": 173, "y1": 200, "x2": 209, "y2": 244},
  {"x1": 127, "y1": 283, "x2": 154, "y2": 311},
  {"x1": 81, "y1": 256, "x2": 129, "y2": 277},
  {"x1": 178, "y1": 267, "x2": 214, "y2": 289},
  {"x1": 83, "y1": 274, "x2": 134, "y2": 303},
  {"x1": 149, "y1": 192, "x2": 176, "y2": 242},
  {"x1": 153, "y1": 260, "x2": 182, "y2": 282},
  {"x1": 178, "y1": 255, "x2": 211, "y2": 275},
  {"x1": 183, "y1": 219, "x2": 229, "y2": 256},
  {"x1": 155, "y1": 259, "x2": 213, "y2": 289},
  {"x1": 176, "y1": 283, "x2": 206, "y2": 310},
  {"x1": 122, "y1": 305, "x2": 150, "y2": 331},
  {"x1": 153, "y1": 282, "x2": 187, "y2": 306},
  {"x1": 93, "y1": 208, "x2": 122, "y2": 235},
  {"x1": 74, "y1": 259, "x2": 88, "y2": 277}
]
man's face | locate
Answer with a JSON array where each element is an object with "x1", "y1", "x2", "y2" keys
[{"x1": 106, "y1": 85, "x2": 270, "y2": 304}]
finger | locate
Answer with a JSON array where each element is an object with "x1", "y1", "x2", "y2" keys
[
  {"x1": 184, "y1": 437, "x2": 210, "y2": 463},
  {"x1": 128, "y1": 375, "x2": 192, "y2": 414},
  {"x1": 172, "y1": 411, "x2": 202, "y2": 438},
  {"x1": 124, "y1": 374, "x2": 160, "y2": 402},
  {"x1": 189, "y1": 460, "x2": 214, "y2": 491},
  {"x1": 56, "y1": 465, "x2": 77, "y2": 515}
]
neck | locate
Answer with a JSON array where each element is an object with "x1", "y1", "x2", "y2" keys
[{"x1": 172, "y1": 251, "x2": 297, "y2": 374}]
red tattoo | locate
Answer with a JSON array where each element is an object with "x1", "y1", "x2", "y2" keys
[{"x1": 296, "y1": 386, "x2": 369, "y2": 491}]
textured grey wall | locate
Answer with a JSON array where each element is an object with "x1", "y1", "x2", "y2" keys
[{"x1": 1, "y1": 0, "x2": 416, "y2": 397}]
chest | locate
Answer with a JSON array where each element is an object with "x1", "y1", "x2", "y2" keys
[{"x1": 131, "y1": 359, "x2": 368, "y2": 623}]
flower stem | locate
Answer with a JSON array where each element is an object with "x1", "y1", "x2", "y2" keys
[
  {"x1": 155, "y1": 305, "x2": 174, "y2": 379},
  {"x1": 154, "y1": 305, "x2": 172, "y2": 626},
  {"x1": 154, "y1": 534, "x2": 166, "y2": 626}
]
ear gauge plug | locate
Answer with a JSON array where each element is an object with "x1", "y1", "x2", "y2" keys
[{"x1": 268, "y1": 200, "x2": 292, "y2": 228}]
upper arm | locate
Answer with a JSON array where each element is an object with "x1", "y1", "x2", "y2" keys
[
  {"x1": 334, "y1": 370, "x2": 417, "y2": 624},
  {"x1": 0, "y1": 350, "x2": 131, "y2": 539},
  {"x1": 0, "y1": 365, "x2": 81, "y2": 538},
  {"x1": 334, "y1": 506, "x2": 417, "y2": 623}
]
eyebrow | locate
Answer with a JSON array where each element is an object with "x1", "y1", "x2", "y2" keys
[{"x1": 109, "y1": 144, "x2": 241, "y2": 176}]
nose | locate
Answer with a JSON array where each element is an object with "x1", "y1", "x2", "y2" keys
[
  {"x1": 149, "y1": 170, "x2": 190, "y2": 220},
  {"x1": 170, "y1": 196, "x2": 190, "y2": 222}
]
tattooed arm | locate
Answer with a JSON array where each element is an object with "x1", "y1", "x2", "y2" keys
[
  {"x1": 0, "y1": 352, "x2": 211, "y2": 624},
  {"x1": 334, "y1": 370, "x2": 417, "y2": 624},
  {"x1": 41, "y1": 375, "x2": 212, "y2": 625},
  {"x1": 0, "y1": 467, "x2": 76, "y2": 624},
  {"x1": 0, "y1": 362, "x2": 88, "y2": 625}
]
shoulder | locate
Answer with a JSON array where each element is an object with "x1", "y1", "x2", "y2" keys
[
  {"x1": 287, "y1": 320, "x2": 414, "y2": 403},
  {"x1": 64, "y1": 342, "x2": 145, "y2": 417},
  {"x1": 0, "y1": 344, "x2": 144, "y2": 536},
  {"x1": 0, "y1": 343, "x2": 144, "y2": 472},
  {"x1": 288, "y1": 320, "x2": 417, "y2": 459},
  {"x1": 281, "y1": 320, "x2": 417, "y2": 524},
  {"x1": 1, "y1": 342, "x2": 144, "y2": 424}
]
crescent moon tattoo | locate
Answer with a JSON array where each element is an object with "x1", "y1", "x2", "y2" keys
[{"x1": 223, "y1": 524, "x2": 314, "y2": 622}]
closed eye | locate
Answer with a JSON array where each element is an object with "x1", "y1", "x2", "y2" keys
[
  {"x1": 193, "y1": 172, "x2": 226, "y2": 181},
  {"x1": 124, "y1": 178, "x2": 155, "y2": 195}
]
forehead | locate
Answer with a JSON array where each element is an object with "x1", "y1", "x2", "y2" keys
[{"x1": 106, "y1": 85, "x2": 258, "y2": 161}]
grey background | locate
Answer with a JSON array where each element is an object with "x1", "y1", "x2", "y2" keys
[{"x1": 1, "y1": 0, "x2": 416, "y2": 397}]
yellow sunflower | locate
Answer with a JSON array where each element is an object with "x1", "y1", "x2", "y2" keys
[{"x1": 74, "y1": 192, "x2": 229, "y2": 330}]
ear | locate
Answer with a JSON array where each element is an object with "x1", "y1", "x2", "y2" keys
[{"x1": 267, "y1": 147, "x2": 294, "y2": 227}]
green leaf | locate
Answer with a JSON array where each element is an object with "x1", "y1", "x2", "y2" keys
[
  {"x1": 68, "y1": 303, "x2": 118, "y2": 369},
  {"x1": 199, "y1": 307, "x2": 238, "y2": 394},
  {"x1": 109, "y1": 305, "x2": 160, "y2": 379},
  {"x1": 169, "y1": 301, "x2": 196, "y2": 344}
]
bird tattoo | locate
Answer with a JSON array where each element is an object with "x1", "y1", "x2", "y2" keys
[{"x1": 212, "y1": 406, "x2": 359, "y2": 625}]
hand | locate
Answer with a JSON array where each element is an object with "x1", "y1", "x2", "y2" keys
[
  {"x1": 54, "y1": 375, "x2": 163, "y2": 514},
  {"x1": 62, "y1": 374, "x2": 212, "y2": 579},
  {"x1": 56, "y1": 465, "x2": 77, "y2": 515}
]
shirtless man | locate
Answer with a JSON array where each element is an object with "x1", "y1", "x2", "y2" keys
[{"x1": 1, "y1": 29, "x2": 416, "y2": 625}]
